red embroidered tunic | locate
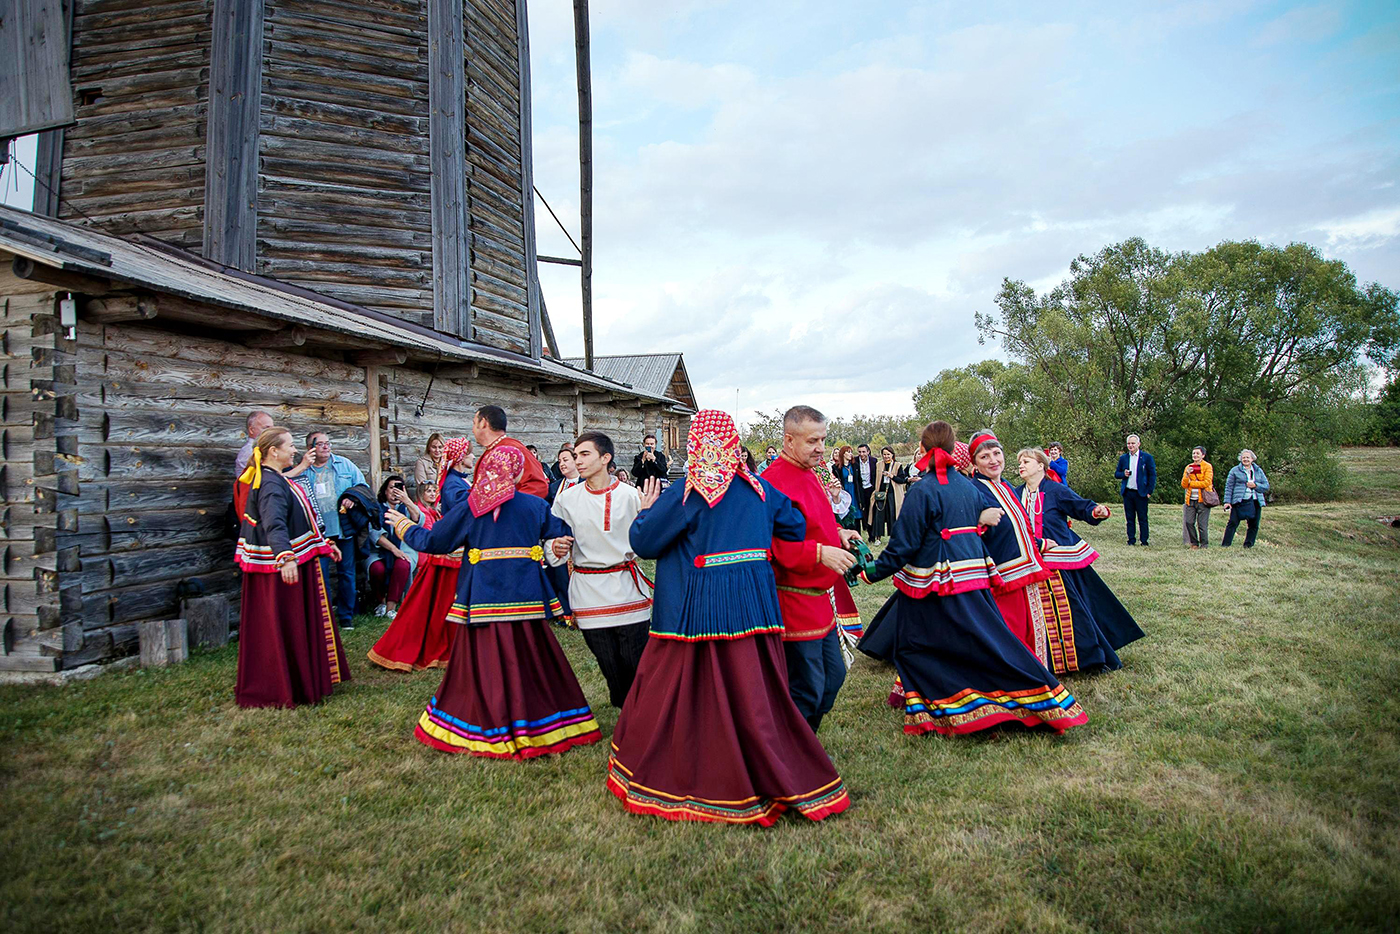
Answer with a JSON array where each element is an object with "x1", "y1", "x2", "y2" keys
[{"x1": 762, "y1": 454, "x2": 844, "y2": 642}]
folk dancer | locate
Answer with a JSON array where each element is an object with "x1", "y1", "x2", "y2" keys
[
  {"x1": 607, "y1": 411, "x2": 850, "y2": 826},
  {"x1": 857, "y1": 422, "x2": 1087, "y2": 736},
  {"x1": 547, "y1": 432, "x2": 654, "y2": 707},
  {"x1": 472, "y1": 405, "x2": 549, "y2": 498},
  {"x1": 968, "y1": 430, "x2": 1055, "y2": 667},
  {"x1": 234, "y1": 426, "x2": 348, "y2": 708},
  {"x1": 385, "y1": 446, "x2": 601, "y2": 759},
  {"x1": 366, "y1": 438, "x2": 472, "y2": 671},
  {"x1": 762, "y1": 406, "x2": 864, "y2": 733},
  {"x1": 1015, "y1": 448, "x2": 1145, "y2": 673}
]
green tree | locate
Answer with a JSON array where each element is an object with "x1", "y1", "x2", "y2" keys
[{"x1": 976, "y1": 238, "x2": 1400, "y2": 500}]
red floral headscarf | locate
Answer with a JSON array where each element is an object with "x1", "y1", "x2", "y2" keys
[
  {"x1": 685, "y1": 410, "x2": 764, "y2": 506},
  {"x1": 438, "y1": 437, "x2": 472, "y2": 490},
  {"x1": 467, "y1": 445, "x2": 524, "y2": 518}
]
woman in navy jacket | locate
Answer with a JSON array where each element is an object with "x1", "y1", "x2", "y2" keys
[
  {"x1": 858, "y1": 421, "x2": 1086, "y2": 737},
  {"x1": 1015, "y1": 448, "x2": 1145, "y2": 673},
  {"x1": 384, "y1": 445, "x2": 600, "y2": 760}
]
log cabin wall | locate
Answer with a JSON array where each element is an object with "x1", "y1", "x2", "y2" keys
[
  {"x1": 384, "y1": 371, "x2": 651, "y2": 485},
  {"x1": 68, "y1": 319, "x2": 370, "y2": 660},
  {"x1": 0, "y1": 270, "x2": 72, "y2": 673},
  {"x1": 59, "y1": 0, "x2": 214, "y2": 251},
  {"x1": 256, "y1": 0, "x2": 435, "y2": 322},
  {"x1": 464, "y1": 0, "x2": 535, "y2": 356}
]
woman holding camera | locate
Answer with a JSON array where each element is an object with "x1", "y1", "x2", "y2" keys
[{"x1": 1180, "y1": 446, "x2": 1215, "y2": 549}]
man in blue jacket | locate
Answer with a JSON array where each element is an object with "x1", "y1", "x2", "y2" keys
[{"x1": 1114, "y1": 434, "x2": 1156, "y2": 546}]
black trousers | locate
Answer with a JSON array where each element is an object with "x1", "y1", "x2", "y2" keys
[
  {"x1": 1221, "y1": 501, "x2": 1260, "y2": 547},
  {"x1": 783, "y1": 629, "x2": 846, "y2": 733},
  {"x1": 1122, "y1": 491, "x2": 1150, "y2": 544},
  {"x1": 581, "y1": 621, "x2": 652, "y2": 707},
  {"x1": 856, "y1": 486, "x2": 874, "y2": 533}
]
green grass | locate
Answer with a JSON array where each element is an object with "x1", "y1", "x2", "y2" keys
[{"x1": 3, "y1": 448, "x2": 1399, "y2": 933}]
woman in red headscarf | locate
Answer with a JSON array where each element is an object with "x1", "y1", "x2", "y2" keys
[
  {"x1": 385, "y1": 445, "x2": 600, "y2": 759},
  {"x1": 857, "y1": 421, "x2": 1087, "y2": 736},
  {"x1": 366, "y1": 438, "x2": 472, "y2": 671},
  {"x1": 606, "y1": 411, "x2": 850, "y2": 827}
]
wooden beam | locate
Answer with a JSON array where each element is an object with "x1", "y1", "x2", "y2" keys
[
  {"x1": 519, "y1": 0, "x2": 544, "y2": 360},
  {"x1": 33, "y1": 126, "x2": 65, "y2": 217},
  {"x1": 538, "y1": 255, "x2": 582, "y2": 267},
  {"x1": 538, "y1": 283, "x2": 561, "y2": 359},
  {"x1": 540, "y1": 384, "x2": 580, "y2": 396},
  {"x1": 573, "y1": 0, "x2": 594, "y2": 370},
  {"x1": 204, "y1": 0, "x2": 264, "y2": 270},
  {"x1": 82, "y1": 294, "x2": 158, "y2": 324},
  {"x1": 11, "y1": 256, "x2": 110, "y2": 295},
  {"x1": 428, "y1": 0, "x2": 470, "y2": 338},
  {"x1": 243, "y1": 325, "x2": 308, "y2": 348},
  {"x1": 437, "y1": 363, "x2": 479, "y2": 380},
  {"x1": 141, "y1": 294, "x2": 285, "y2": 331},
  {"x1": 365, "y1": 365, "x2": 382, "y2": 492},
  {"x1": 351, "y1": 349, "x2": 407, "y2": 367},
  {"x1": 582, "y1": 393, "x2": 611, "y2": 404}
]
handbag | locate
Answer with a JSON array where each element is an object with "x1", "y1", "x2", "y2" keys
[
  {"x1": 1202, "y1": 488, "x2": 1221, "y2": 507},
  {"x1": 873, "y1": 490, "x2": 888, "y2": 505}
]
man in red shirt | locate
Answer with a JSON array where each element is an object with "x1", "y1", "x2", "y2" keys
[
  {"x1": 471, "y1": 405, "x2": 549, "y2": 497},
  {"x1": 763, "y1": 405, "x2": 861, "y2": 732}
]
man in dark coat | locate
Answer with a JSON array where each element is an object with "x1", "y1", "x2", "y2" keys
[
  {"x1": 631, "y1": 433, "x2": 669, "y2": 485},
  {"x1": 1114, "y1": 434, "x2": 1156, "y2": 546},
  {"x1": 853, "y1": 444, "x2": 877, "y2": 534}
]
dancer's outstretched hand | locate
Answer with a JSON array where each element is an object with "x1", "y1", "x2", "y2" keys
[{"x1": 639, "y1": 477, "x2": 662, "y2": 510}]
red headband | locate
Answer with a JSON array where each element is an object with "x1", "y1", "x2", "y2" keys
[{"x1": 969, "y1": 432, "x2": 999, "y2": 455}]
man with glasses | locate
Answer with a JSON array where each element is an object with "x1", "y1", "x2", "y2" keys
[{"x1": 305, "y1": 431, "x2": 367, "y2": 629}]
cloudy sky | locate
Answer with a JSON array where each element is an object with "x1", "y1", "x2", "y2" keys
[
  {"x1": 4, "y1": 2, "x2": 1396, "y2": 423},
  {"x1": 525, "y1": 0, "x2": 1400, "y2": 421}
]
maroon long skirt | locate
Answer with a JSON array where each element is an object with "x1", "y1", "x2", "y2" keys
[
  {"x1": 235, "y1": 561, "x2": 349, "y2": 708},
  {"x1": 367, "y1": 562, "x2": 459, "y2": 671},
  {"x1": 413, "y1": 619, "x2": 602, "y2": 759},
  {"x1": 607, "y1": 633, "x2": 851, "y2": 827}
]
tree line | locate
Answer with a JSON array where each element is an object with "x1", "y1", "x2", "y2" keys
[{"x1": 744, "y1": 238, "x2": 1399, "y2": 503}]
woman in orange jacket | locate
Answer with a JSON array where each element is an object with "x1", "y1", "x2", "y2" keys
[{"x1": 1180, "y1": 447, "x2": 1214, "y2": 549}]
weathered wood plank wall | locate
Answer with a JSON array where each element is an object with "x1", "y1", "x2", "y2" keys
[
  {"x1": 59, "y1": 0, "x2": 214, "y2": 249},
  {"x1": 67, "y1": 318, "x2": 369, "y2": 653},
  {"x1": 465, "y1": 0, "x2": 534, "y2": 355},
  {"x1": 256, "y1": 0, "x2": 435, "y2": 322}
]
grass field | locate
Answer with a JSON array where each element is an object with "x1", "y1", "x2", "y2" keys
[{"x1": 3, "y1": 449, "x2": 1399, "y2": 933}]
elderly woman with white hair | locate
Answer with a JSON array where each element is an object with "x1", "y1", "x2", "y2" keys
[{"x1": 1222, "y1": 449, "x2": 1269, "y2": 547}]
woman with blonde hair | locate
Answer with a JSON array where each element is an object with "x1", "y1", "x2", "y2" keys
[
  {"x1": 234, "y1": 426, "x2": 348, "y2": 708},
  {"x1": 1015, "y1": 447, "x2": 1144, "y2": 674},
  {"x1": 414, "y1": 433, "x2": 446, "y2": 495}
]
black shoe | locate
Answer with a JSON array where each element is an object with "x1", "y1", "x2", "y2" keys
[
  {"x1": 1127, "y1": 541, "x2": 1136, "y2": 546},
  {"x1": 1140, "y1": 541, "x2": 1149, "y2": 547}
]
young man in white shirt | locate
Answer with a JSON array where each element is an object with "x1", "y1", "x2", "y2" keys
[{"x1": 547, "y1": 431, "x2": 653, "y2": 706}]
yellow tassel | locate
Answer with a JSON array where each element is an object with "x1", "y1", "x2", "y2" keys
[{"x1": 238, "y1": 447, "x2": 264, "y2": 490}]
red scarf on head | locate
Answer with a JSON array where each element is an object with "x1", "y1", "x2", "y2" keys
[
  {"x1": 969, "y1": 432, "x2": 998, "y2": 456},
  {"x1": 438, "y1": 437, "x2": 471, "y2": 490},
  {"x1": 915, "y1": 447, "x2": 958, "y2": 484},
  {"x1": 467, "y1": 446, "x2": 524, "y2": 518},
  {"x1": 684, "y1": 410, "x2": 764, "y2": 506},
  {"x1": 951, "y1": 441, "x2": 971, "y2": 471}
]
